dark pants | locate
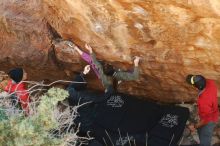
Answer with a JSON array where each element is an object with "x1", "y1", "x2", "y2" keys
[{"x1": 198, "y1": 122, "x2": 215, "y2": 146}]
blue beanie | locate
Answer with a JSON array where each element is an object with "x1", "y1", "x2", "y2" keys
[
  {"x1": 8, "y1": 68, "x2": 23, "y2": 83},
  {"x1": 186, "y1": 74, "x2": 206, "y2": 90}
]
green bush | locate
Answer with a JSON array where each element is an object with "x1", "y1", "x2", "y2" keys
[
  {"x1": 0, "y1": 109, "x2": 7, "y2": 121},
  {"x1": 0, "y1": 88, "x2": 73, "y2": 146}
]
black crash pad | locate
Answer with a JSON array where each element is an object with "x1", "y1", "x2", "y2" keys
[{"x1": 68, "y1": 91, "x2": 189, "y2": 146}]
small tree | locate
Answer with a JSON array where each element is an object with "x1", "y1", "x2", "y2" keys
[{"x1": 0, "y1": 88, "x2": 91, "y2": 146}]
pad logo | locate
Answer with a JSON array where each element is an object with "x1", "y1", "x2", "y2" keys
[
  {"x1": 107, "y1": 95, "x2": 124, "y2": 108},
  {"x1": 116, "y1": 136, "x2": 134, "y2": 145},
  {"x1": 159, "y1": 114, "x2": 178, "y2": 128}
]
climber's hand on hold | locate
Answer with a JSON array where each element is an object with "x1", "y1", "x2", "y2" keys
[
  {"x1": 134, "y1": 56, "x2": 141, "y2": 67},
  {"x1": 83, "y1": 65, "x2": 91, "y2": 75},
  {"x1": 85, "y1": 44, "x2": 93, "y2": 54}
]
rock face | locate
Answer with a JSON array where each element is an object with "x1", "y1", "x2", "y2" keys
[{"x1": 1, "y1": 0, "x2": 220, "y2": 103}]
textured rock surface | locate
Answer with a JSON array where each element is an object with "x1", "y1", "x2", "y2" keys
[
  {"x1": 1, "y1": 0, "x2": 220, "y2": 102},
  {"x1": 179, "y1": 104, "x2": 220, "y2": 145}
]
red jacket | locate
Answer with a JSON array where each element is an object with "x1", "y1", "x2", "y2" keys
[
  {"x1": 4, "y1": 80, "x2": 30, "y2": 113},
  {"x1": 197, "y1": 79, "x2": 219, "y2": 123}
]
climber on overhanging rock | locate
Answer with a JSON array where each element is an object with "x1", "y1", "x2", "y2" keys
[
  {"x1": 186, "y1": 75, "x2": 219, "y2": 146},
  {"x1": 0, "y1": 68, "x2": 30, "y2": 115},
  {"x1": 84, "y1": 43, "x2": 140, "y2": 94},
  {"x1": 66, "y1": 41, "x2": 100, "y2": 79}
]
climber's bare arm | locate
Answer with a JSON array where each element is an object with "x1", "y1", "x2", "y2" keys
[{"x1": 66, "y1": 41, "x2": 83, "y2": 55}]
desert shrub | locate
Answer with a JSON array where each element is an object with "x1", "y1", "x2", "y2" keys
[{"x1": 0, "y1": 87, "x2": 90, "y2": 146}]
